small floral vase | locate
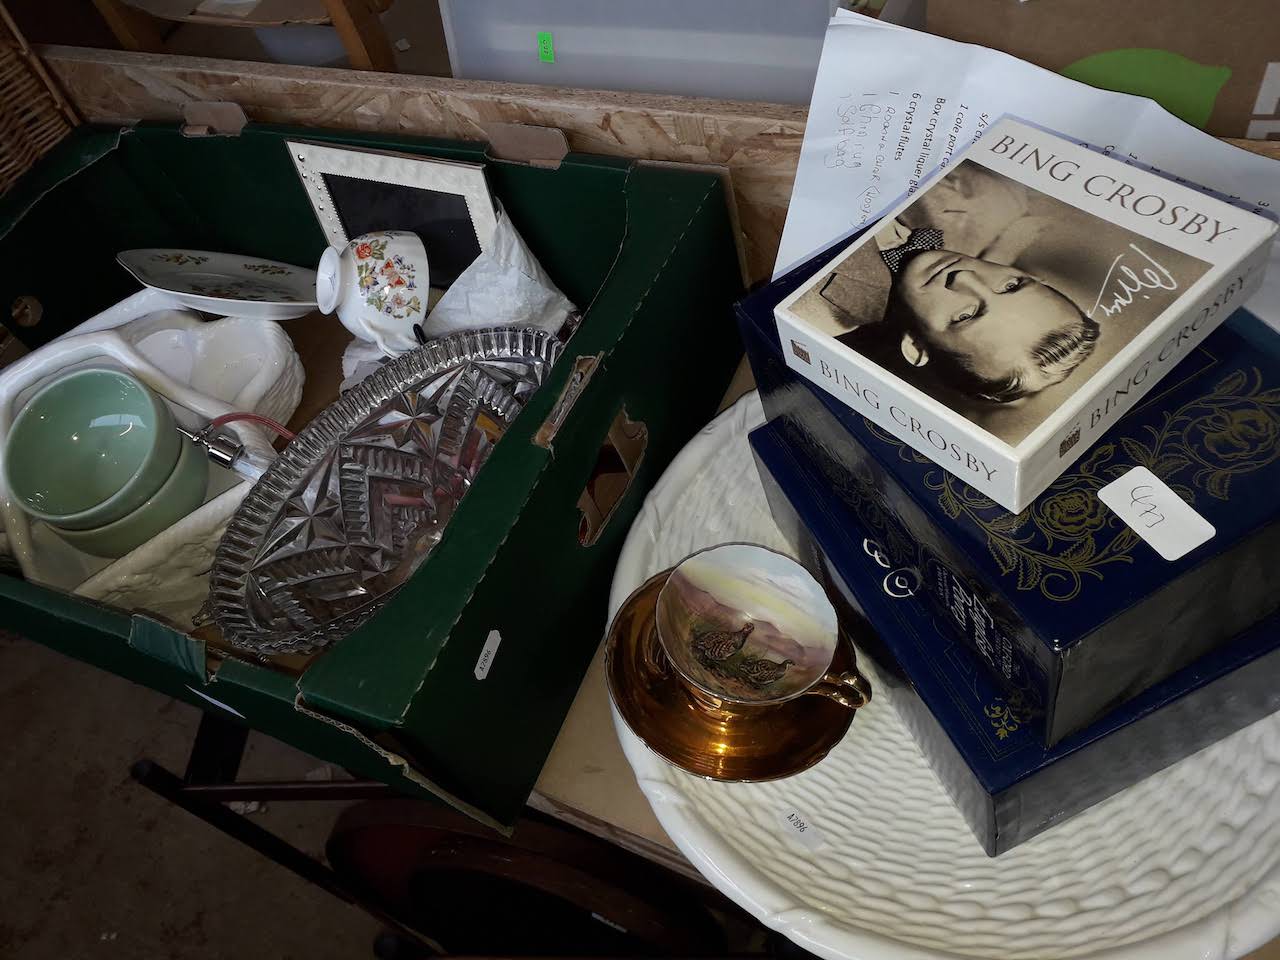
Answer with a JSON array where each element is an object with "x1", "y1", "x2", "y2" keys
[{"x1": 316, "y1": 231, "x2": 429, "y2": 356}]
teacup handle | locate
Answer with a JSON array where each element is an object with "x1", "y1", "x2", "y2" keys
[{"x1": 807, "y1": 669, "x2": 872, "y2": 710}]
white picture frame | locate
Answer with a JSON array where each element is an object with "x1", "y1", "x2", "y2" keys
[{"x1": 286, "y1": 140, "x2": 499, "y2": 285}]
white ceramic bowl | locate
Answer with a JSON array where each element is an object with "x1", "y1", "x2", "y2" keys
[{"x1": 121, "y1": 312, "x2": 305, "y2": 425}]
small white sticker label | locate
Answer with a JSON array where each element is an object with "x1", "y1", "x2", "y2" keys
[
  {"x1": 1098, "y1": 466, "x2": 1215, "y2": 561},
  {"x1": 184, "y1": 685, "x2": 246, "y2": 719},
  {"x1": 778, "y1": 809, "x2": 825, "y2": 851},
  {"x1": 474, "y1": 630, "x2": 502, "y2": 680}
]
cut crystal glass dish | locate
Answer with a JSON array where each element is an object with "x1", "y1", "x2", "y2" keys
[{"x1": 205, "y1": 327, "x2": 561, "y2": 653}]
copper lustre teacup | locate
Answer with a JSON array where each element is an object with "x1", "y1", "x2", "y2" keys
[{"x1": 654, "y1": 542, "x2": 871, "y2": 713}]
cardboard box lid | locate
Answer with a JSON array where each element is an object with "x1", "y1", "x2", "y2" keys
[{"x1": 925, "y1": 0, "x2": 1276, "y2": 138}]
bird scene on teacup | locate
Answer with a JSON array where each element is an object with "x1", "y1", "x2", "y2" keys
[{"x1": 656, "y1": 545, "x2": 836, "y2": 703}]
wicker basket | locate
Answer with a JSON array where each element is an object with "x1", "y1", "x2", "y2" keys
[{"x1": 0, "y1": 2, "x2": 77, "y2": 195}]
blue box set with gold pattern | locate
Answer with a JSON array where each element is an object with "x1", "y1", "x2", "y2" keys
[{"x1": 739, "y1": 237, "x2": 1280, "y2": 854}]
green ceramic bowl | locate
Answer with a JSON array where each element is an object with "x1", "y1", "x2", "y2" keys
[
  {"x1": 5, "y1": 367, "x2": 180, "y2": 530},
  {"x1": 50, "y1": 436, "x2": 208, "y2": 558}
]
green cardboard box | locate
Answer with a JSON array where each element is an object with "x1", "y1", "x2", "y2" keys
[{"x1": 0, "y1": 123, "x2": 743, "y2": 827}]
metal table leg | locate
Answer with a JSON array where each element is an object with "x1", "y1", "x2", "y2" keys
[{"x1": 130, "y1": 711, "x2": 432, "y2": 954}]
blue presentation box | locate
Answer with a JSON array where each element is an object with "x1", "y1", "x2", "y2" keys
[
  {"x1": 738, "y1": 239, "x2": 1280, "y2": 745},
  {"x1": 751, "y1": 420, "x2": 1280, "y2": 856}
]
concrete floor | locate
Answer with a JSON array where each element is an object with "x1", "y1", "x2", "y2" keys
[{"x1": 0, "y1": 633, "x2": 381, "y2": 959}]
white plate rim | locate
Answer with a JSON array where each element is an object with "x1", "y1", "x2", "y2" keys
[
  {"x1": 607, "y1": 391, "x2": 1280, "y2": 960},
  {"x1": 117, "y1": 248, "x2": 317, "y2": 318}
]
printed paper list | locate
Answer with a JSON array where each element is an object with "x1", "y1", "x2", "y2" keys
[{"x1": 776, "y1": 15, "x2": 1279, "y2": 327}]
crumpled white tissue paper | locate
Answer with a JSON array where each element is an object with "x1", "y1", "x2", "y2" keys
[
  {"x1": 420, "y1": 209, "x2": 577, "y2": 339},
  {"x1": 338, "y1": 209, "x2": 576, "y2": 392}
]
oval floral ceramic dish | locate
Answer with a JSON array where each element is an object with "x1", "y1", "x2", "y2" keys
[
  {"x1": 609, "y1": 392, "x2": 1280, "y2": 960},
  {"x1": 118, "y1": 249, "x2": 318, "y2": 320}
]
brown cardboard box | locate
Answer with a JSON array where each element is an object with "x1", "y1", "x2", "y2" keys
[{"x1": 926, "y1": 0, "x2": 1279, "y2": 138}]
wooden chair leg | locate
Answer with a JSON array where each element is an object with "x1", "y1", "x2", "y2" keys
[
  {"x1": 91, "y1": 0, "x2": 166, "y2": 52},
  {"x1": 323, "y1": 0, "x2": 397, "y2": 73}
]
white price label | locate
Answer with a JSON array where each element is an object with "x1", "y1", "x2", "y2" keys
[
  {"x1": 1098, "y1": 466, "x2": 1215, "y2": 561},
  {"x1": 185, "y1": 685, "x2": 246, "y2": 719},
  {"x1": 778, "y1": 809, "x2": 826, "y2": 851},
  {"x1": 474, "y1": 630, "x2": 502, "y2": 680}
]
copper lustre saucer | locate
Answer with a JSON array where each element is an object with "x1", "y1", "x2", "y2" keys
[{"x1": 606, "y1": 569, "x2": 868, "y2": 782}]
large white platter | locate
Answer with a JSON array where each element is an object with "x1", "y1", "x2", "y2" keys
[
  {"x1": 118, "y1": 249, "x2": 317, "y2": 320},
  {"x1": 609, "y1": 391, "x2": 1280, "y2": 960}
]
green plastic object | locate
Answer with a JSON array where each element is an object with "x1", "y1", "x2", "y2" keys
[
  {"x1": 537, "y1": 30, "x2": 555, "y2": 63},
  {"x1": 1061, "y1": 48, "x2": 1231, "y2": 130},
  {"x1": 0, "y1": 122, "x2": 744, "y2": 827}
]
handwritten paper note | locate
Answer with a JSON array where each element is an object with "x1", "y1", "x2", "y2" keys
[{"x1": 1098, "y1": 466, "x2": 1215, "y2": 561}]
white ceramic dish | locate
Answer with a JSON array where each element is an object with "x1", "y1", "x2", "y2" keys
[
  {"x1": 117, "y1": 249, "x2": 317, "y2": 320},
  {"x1": 55, "y1": 288, "x2": 185, "y2": 341},
  {"x1": 54, "y1": 300, "x2": 304, "y2": 424},
  {"x1": 610, "y1": 392, "x2": 1280, "y2": 960},
  {"x1": 122, "y1": 312, "x2": 304, "y2": 425},
  {"x1": 75, "y1": 481, "x2": 250, "y2": 629}
]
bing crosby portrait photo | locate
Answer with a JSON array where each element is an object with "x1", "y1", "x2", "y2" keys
[{"x1": 785, "y1": 160, "x2": 1212, "y2": 445}]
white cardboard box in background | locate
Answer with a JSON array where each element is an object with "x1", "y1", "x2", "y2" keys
[{"x1": 437, "y1": 0, "x2": 840, "y2": 104}]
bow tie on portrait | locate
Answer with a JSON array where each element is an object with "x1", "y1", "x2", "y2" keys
[{"x1": 879, "y1": 227, "x2": 944, "y2": 276}]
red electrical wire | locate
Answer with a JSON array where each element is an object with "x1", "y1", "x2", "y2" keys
[{"x1": 206, "y1": 411, "x2": 296, "y2": 442}]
